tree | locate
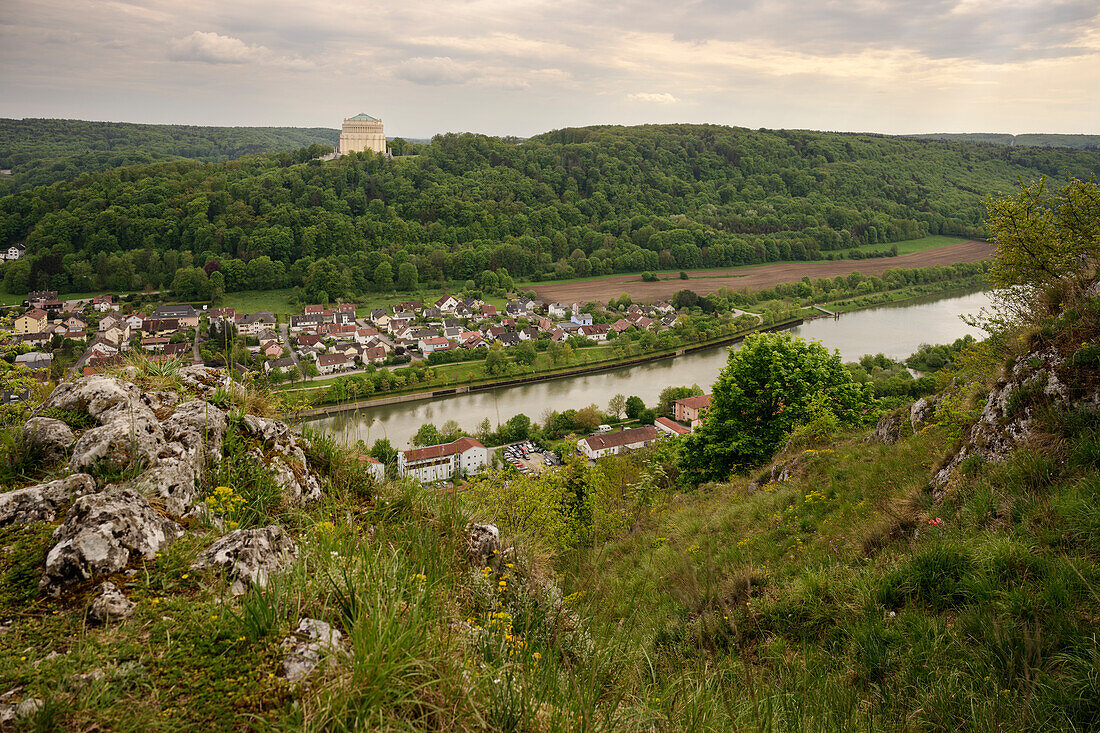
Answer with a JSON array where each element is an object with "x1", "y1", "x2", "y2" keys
[
  {"x1": 657, "y1": 384, "x2": 704, "y2": 417},
  {"x1": 625, "y1": 395, "x2": 645, "y2": 419},
  {"x1": 484, "y1": 346, "x2": 508, "y2": 375},
  {"x1": 440, "y1": 419, "x2": 466, "y2": 442},
  {"x1": 515, "y1": 341, "x2": 537, "y2": 366},
  {"x1": 396, "y1": 262, "x2": 419, "y2": 291},
  {"x1": 680, "y1": 332, "x2": 875, "y2": 481},
  {"x1": 575, "y1": 405, "x2": 602, "y2": 431},
  {"x1": 374, "y1": 261, "x2": 394, "y2": 291},
  {"x1": 370, "y1": 438, "x2": 397, "y2": 466},
  {"x1": 985, "y1": 176, "x2": 1100, "y2": 288},
  {"x1": 608, "y1": 393, "x2": 626, "y2": 420},
  {"x1": 413, "y1": 422, "x2": 442, "y2": 447}
]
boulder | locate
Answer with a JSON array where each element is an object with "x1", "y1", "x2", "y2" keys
[
  {"x1": 191, "y1": 526, "x2": 298, "y2": 595},
  {"x1": 466, "y1": 523, "x2": 500, "y2": 568},
  {"x1": 0, "y1": 690, "x2": 43, "y2": 725},
  {"x1": 163, "y1": 400, "x2": 227, "y2": 462},
  {"x1": 269, "y1": 456, "x2": 322, "y2": 504},
  {"x1": 142, "y1": 390, "x2": 180, "y2": 417},
  {"x1": 23, "y1": 417, "x2": 75, "y2": 463},
  {"x1": 69, "y1": 405, "x2": 166, "y2": 473},
  {"x1": 40, "y1": 375, "x2": 143, "y2": 420},
  {"x1": 87, "y1": 581, "x2": 134, "y2": 625},
  {"x1": 178, "y1": 365, "x2": 232, "y2": 398},
  {"x1": 0, "y1": 474, "x2": 96, "y2": 525},
  {"x1": 123, "y1": 459, "x2": 200, "y2": 517},
  {"x1": 40, "y1": 488, "x2": 183, "y2": 595},
  {"x1": 279, "y1": 618, "x2": 346, "y2": 682}
]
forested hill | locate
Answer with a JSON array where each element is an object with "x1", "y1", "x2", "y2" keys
[
  {"x1": 3, "y1": 123, "x2": 1100, "y2": 299},
  {"x1": 0, "y1": 118, "x2": 339, "y2": 193},
  {"x1": 907, "y1": 132, "x2": 1100, "y2": 149}
]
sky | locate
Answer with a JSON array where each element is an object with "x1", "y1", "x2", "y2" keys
[{"x1": 2, "y1": 0, "x2": 1098, "y2": 138}]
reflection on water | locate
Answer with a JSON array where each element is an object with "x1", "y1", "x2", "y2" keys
[{"x1": 311, "y1": 289, "x2": 994, "y2": 449}]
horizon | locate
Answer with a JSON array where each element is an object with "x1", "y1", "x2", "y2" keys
[
  {"x1": 2, "y1": 115, "x2": 1097, "y2": 141},
  {"x1": 2, "y1": 1, "x2": 1098, "y2": 140}
]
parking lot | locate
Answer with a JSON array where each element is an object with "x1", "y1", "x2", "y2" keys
[{"x1": 500, "y1": 441, "x2": 562, "y2": 475}]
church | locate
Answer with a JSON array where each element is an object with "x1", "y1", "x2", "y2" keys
[{"x1": 338, "y1": 113, "x2": 386, "y2": 155}]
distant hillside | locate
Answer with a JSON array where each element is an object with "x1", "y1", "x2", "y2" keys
[
  {"x1": 0, "y1": 118, "x2": 339, "y2": 193},
  {"x1": 909, "y1": 132, "x2": 1100, "y2": 150}
]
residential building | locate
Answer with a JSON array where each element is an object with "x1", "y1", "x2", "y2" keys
[
  {"x1": 359, "y1": 455, "x2": 385, "y2": 483},
  {"x1": 141, "y1": 337, "x2": 170, "y2": 352},
  {"x1": 265, "y1": 356, "x2": 297, "y2": 374},
  {"x1": 142, "y1": 318, "x2": 180, "y2": 337},
  {"x1": 316, "y1": 353, "x2": 354, "y2": 375},
  {"x1": 655, "y1": 417, "x2": 691, "y2": 437},
  {"x1": 4, "y1": 244, "x2": 26, "y2": 261},
  {"x1": 398, "y1": 437, "x2": 488, "y2": 482},
  {"x1": 163, "y1": 342, "x2": 191, "y2": 358},
  {"x1": 577, "y1": 426, "x2": 658, "y2": 459},
  {"x1": 14, "y1": 309, "x2": 47, "y2": 335},
  {"x1": 151, "y1": 304, "x2": 200, "y2": 328},
  {"x1": 571, "y1": 311, "x2": 594, "y2": 326},
  {"x1": 14, "y1": 352, "x2": 52, "y2": 371},
  {"x1": 673, "y1": 395, "x2": 712, "y2": 426},
  {"x1": 92, "y1": 295, "x2": 118, "y2": 312},
  {"x1": 235, "y1": 312, "x2": 277, "y2": 336},
  {"x1": 419, "y1": 336, "x2": 452, "y2": 354}
]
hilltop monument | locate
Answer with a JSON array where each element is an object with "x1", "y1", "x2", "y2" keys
[{"x1": 338, "y1": 113, "x2": 386, "y2": 154}]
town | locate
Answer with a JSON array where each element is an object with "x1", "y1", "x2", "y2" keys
[{"x1": 5, "y1": 287, "x2": 710, "y2": 483}]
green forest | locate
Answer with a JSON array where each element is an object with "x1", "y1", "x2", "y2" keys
[
  {"x1": 0, "y1": 118, "x2": 339, "y2": 194},
  {"x1": 3, "y1": 123, "x2": 1099, "y2": 301},
  {"x1": 909, "y1": 132, "x2": 1100, "y2": 149}
]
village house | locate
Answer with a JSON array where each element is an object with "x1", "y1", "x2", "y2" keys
[
  {"x1": 163, "y1": 342, "x2": 191, "y2": 359},
  {"x1": 655, "y1": 416, "x2": 691, "y2": 437},
  {"x1": 142, "y1": 318, "x2": 180, "y2": 338},
  {"x1": 98, "y1": 315, "x2": 121, "y2": 332},
  {"x1": 63, "y1": 315, "x2": 87, "y2": 332},
  {"x1": 27, "y1": 291, "x2": 57, "y2": 307},
  {"x1": 14, "y1": 309, "x2": 47, "y2": 335},
  {"x1": 362, "y1": 346, "x2": 387, "y2": 364},
  {"x1": 260, "y1": 341, "x2": 283, "y2": 358},
  {"x1": 578, "y1": 426, "x2": 658, "y2": 459},
  {"x1": 370, "y1": 309, "x2": 391, "y2": 329},
  {"x1": 316, "y1": 353, "x2": 354, "y2": 375},
  {"x1": 4, "y1": 244, "x2": 26, "y2": 261},
  {"x1": 290, "y1": 314, "x2": 325, "y2": 331},
  {"x1": 579, "y1": 324, "x2": 610, "y2": 342},
  {"x1": 15, "y1": 352, "x2": 52, "y2": 371},
  {"x1": 235, "y1": 312, "x2": 277, "y2": 336},
  {"x1": 303, "y1": 304, "x2": 324, "y2": 315},
  {"x1": 673, "y1": 395, "x2": 712, "y2": 426},
  {"x1": 151, "y1": 304, "x2": 200, "y2": 328},
  {"x1": 359, "y1": 455, "x2": 386, "y2": 483},
  {"x1": 419, "y1": 336, "x2": 452, "y2": 354},
  {"x1": 434, "y1": 295, "x2": 459, "y2": 313},
  {"x1": 265, "y1": 356, "x2": 296, "y2": 374},
  {"x1": 101, "y1": 323, "x2": 130, "y2": 346},
  {"x1": 141, "y1": 337, "x2": 170, "y2": 352},
  {"x1": 125, "y1": 314, "x2": 145, "y2": 331},
  {"x1": 397, "y1": 437, "x2": 488, "y2": 482},
  {"x1": 92, "y1": 295, "x2": 118, "y2": 312}
]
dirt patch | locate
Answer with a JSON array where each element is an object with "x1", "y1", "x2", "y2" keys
[{"x1": 531, "y1": 240, "x2": 995, "y2": 304}]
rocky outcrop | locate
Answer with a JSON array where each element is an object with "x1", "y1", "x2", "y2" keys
[
  {"x1": 0, "y1": 474, "x2": 96, "y2": 525},
  {"x1": 466, "y1": 523, "x2": 500, "y2": 568},
  {"x1": 23, "y1": 417, "x2": 75, "y2": 463},
  {"x1": 872, "y1": 408, "x2": 909, "y2": 445},
  {"x1": 191, "y1": 526, "x2": 298, "y2": 595},
  {"x1": 243, "y1": 415, "x2": 321, "y2": 504},
  {"x1": 910, "y1": 397, "x2": 936, "y2": 430},
  {"x1": 933, "y1": 343, "x2": 1100, "y2": 495},
  {"x1": 87, "y1": 581, "x2": 135, "y2": 625},
  {"x1": 40, "y1": 489, "x2": 183, "y2": 595},
  {"x1": 267, "y1": 454, "x2": 323, "y2": 504},
  {"x1": 40, "y1": 375, "x2": 143, "y2": 420},
  {"x1": 178, "y1": 365, "x2": 233, "y2": 398},
  {"x1": 279, "y1": 618, "x2": 347, "y2": 682}
]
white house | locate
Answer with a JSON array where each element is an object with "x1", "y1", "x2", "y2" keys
[
  {"x1": 398, "y1": 437, "x2": 488, "y2": 482},
  {"x1": 316, "y1": 353, "x2": 354, "y2": 374},
  {"x1": 577, "y1": 426, "x2": 658, "y2": 459},
  {"x1": 360, "y1": 455, "x2": 385, "y2": 482}
]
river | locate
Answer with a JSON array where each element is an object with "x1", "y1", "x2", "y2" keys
[{"x1": 310, "y1": 289, "x2": 994, "y2": 449}]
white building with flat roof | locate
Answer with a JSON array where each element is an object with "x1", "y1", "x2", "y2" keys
[{"x1": 339, "y1": 113, "x2": 386, "y2": 154}]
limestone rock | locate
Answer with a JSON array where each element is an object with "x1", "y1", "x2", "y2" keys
[
  {"x1": 466, "y1": 523, "x2": 500, "y2": 567},
  {"x1": 872, "y1": 408, "x2": 909, "y2": 445},
  {"x1": 279, "y1": 618, "x2": 346, "y2": 682},
  {"x1": 40, "y1": 375, "x2": 143, "y2": 420},
  {"x1": 0, "y1": 474, "x2": 96, "y2": 525},
  {"x1": 40, "y1": 488, "x2": 183, "y2": 595},
  {"x1": 69, "y1": 402, "x2": 165, "y2": 473},
  {"x1": 87, "y1": 581, "x2": 134, "y2": 625},
  {"x1": 23, "y1": 417, "x2": 75, "y2": 463},
  {"x1": 269, "y1": 456, "x2": 322, "y2": 504},
  {"x1": 163, "y1": 400, "x2": 227, "y2": 462},
  {"x1": 178, "y1": 365, "x2": 232, "y2": 398},
  {"x1": 191, "y1": 526, "x2": 298, "y2": 595},
  {"x1": 122, "y1": 459, "x2": 199, "y2": 517},
  {"x1": 142, "y1": 390, "x2": 180, "y2": 417},
  {"x1": 910, "y1": 397, "x2": 936, "y2": 430},
  {"x1": 0, "y1": 689, "x2": 43, "y2": 725}
]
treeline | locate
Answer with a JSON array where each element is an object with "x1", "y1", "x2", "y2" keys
[
  {"x1": 3, "y1": 123, "x2": 1099, "y2": 297},
  {"x1": 909, "y1": 132, "x2": 1100, "y2": 150},
  {"x1": 0, "y1": 118, "x2": 339, "y2": 193}
]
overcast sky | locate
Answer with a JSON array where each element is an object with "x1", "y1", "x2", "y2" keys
[{"x1": 2, "y1": 0, "x2": 1098, "y2": 138}]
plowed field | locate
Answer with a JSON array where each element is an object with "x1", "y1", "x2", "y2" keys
[{"x1": 530, "y1": 240, "x2": 994, "y2": 304}]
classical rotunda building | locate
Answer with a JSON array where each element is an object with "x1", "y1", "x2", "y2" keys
[{"x1": 338, "y1": 113, "x2": 386, "y2": 154}]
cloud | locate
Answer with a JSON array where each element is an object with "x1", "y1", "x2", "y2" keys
[
  {"x1": 392, "y1": 56, "x2": 474, "y2": 86},
  {"x1": 627, "y1": 92, "x2": 679, "y2": 104},
  {"x1": 169, "y1": 31, "x2": 264, "y2": 64}
]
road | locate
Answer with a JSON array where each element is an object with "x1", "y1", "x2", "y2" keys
[{"x1": 280, "y1": 323, "x2": 300, "y2": 366}]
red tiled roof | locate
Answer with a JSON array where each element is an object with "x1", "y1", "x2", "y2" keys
[
  {"x1": 402, "y1": 437, "x2": 484, "y2": 463},
  {"x1": 675, "y1": 395, "x2": 712, "y2": 411},
  {"x1": 582, "y1": 426, "x2": 657, "y2": 451},
  {"x1": 656, "y1": 417, "x2": 690, "y2": 435}
]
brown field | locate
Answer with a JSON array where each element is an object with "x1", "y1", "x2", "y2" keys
[{"x1": 530, "y1": 240, "x2": 994, "y2": 304}]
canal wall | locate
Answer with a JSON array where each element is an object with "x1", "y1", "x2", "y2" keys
[{"x1": 300, "y1": 318, "x2": 803, "y2": 418}]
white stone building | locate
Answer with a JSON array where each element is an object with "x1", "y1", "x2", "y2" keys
[
  {"x1": 398, "y1": 438, "x2": 488, "y2": 483},
  {"x1": 339, "y1": 113, "x2": 386, "y2": 155}
]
